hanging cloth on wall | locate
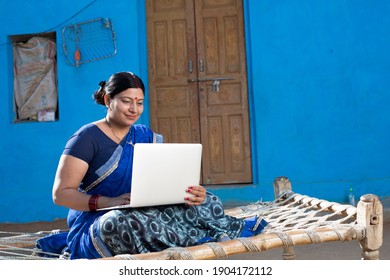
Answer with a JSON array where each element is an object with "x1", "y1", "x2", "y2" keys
[{"x1": 13, "y1": 36, "x2": 57, "y2": 121}]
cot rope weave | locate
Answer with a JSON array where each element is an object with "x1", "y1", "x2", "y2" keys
[
  {"x1": 355, "y1": 225, "x2": 366, "y2": 240},
  {"x1": 303, "y1": 229, "x2": 322, "y2": 244},
  {"x1": 237, "y1": 238, "x2": 261, "y2": 252},
  {"x1": 272, "y1": 231, "x2": 294, "y2": 247},
  {"x1": 205, "y1": 242, "x2": 228, "y2": 259},
  {"x1": 0, "y1": 190, "x2": 371, "y2": 260},
  {"x1": 165, "y1": 247, "x2": 194, "y2": 260},
  {"x1": 115, "y1": 254, "x2": 138, "y2": 260}
]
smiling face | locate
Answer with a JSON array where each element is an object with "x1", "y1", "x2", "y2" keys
[{"x1": 105, "y1": 87, "x2": 144, "y2": 127}]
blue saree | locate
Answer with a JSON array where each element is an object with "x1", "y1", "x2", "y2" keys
[
  {"x1": 65, "y1": 124, "x2": 160, "y2": 259},
  {"x1": 36, "y1": 124, "x2": 266, "y2": 259}
]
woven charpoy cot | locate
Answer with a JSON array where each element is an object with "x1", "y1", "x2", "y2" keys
[{"x1": 0, "y1": 177, "x2": 384, "y2": 260}]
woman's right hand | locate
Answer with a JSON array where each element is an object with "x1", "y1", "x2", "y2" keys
[{"x1": 98, "y1": 193, "x2": 131, "y2": 209}]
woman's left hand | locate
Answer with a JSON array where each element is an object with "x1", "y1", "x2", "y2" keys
[{"x1": 185, "y1": 185, "x2": 207, "y2": 206}]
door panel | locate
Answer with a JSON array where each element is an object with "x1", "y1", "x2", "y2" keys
[
  {"x1": 146, "y1": 0, "x2": 251, "y2": 185},
  {"x1": 147, "y1": 0, "x2": 200, "y2": 144}
]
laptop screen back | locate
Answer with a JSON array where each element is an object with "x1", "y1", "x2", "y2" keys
[{"x1": 129, "y1": 143, "x2": 202, "y2": 208}]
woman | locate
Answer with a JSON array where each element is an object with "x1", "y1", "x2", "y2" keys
[{"x1": 39, "y1": 71, "x2": 266, "y2": 259}]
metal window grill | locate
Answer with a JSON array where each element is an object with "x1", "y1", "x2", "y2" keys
[{"x1": 62, "y1": 17, "x2": 117, "y2": 66}]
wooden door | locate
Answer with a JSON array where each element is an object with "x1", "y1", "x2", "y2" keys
[{"x1": 146, "y1": 0, "x2": 252, "y2": 185}]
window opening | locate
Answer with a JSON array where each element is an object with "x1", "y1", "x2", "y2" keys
[{"x1": 11, "y1": 32, "x2": 58, "y2": 122}]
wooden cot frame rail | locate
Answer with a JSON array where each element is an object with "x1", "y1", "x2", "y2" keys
[{"x1": 0, "y1": 177, "x2": 384, "y2": 260}]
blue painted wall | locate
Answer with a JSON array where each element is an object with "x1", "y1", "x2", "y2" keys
[
  {"x1": 0, "y1": 0, "x2": 149, "y2": 222},
  {"x1": 241, "y1": 0, "x2": 390, "y2": 204},
  {"x1": 0, "y1": 0, "x2": 389, "y2": 223}
]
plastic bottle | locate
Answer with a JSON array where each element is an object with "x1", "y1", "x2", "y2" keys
[{"x1": 348, "y1": 187, "x2": 356, "y2": 206}]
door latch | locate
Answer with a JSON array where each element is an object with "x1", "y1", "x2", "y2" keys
[
  {"x1": 187, "y1": 76, "x2": 235, "y2": 92},
  {"x1": 212, "y1": 80, "x2": 220, "y2": 92}
]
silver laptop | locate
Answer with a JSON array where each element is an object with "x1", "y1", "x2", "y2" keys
[{"x1": 97, "y1": 143, "x2": 202, "y2": 211}]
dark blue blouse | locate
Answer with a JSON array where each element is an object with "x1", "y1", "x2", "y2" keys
[{"x1": 62, "y1": 123, "x2": 120, "y2": 189}]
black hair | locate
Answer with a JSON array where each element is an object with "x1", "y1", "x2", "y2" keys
[{"x1": 93, "y1": 71, "x2": 145, "y2": 105}]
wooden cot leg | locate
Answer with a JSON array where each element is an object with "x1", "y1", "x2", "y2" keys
[
  {"x1": 357, "y1": 194, "x2": 383, "y2": 260},
  {"x1": 273, "y1": 176, "x2": 292, "y2": 198},
  {"x1": 273, "y1": 177, "x2": 296, "y2": 260},
  {"x1": 281, "y1": 247, "x2": 296, "y2": 260}
]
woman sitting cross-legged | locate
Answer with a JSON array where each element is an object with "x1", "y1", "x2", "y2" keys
[{"x1": 36, "y1": 71, "x2": 267, "y2": 259}]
